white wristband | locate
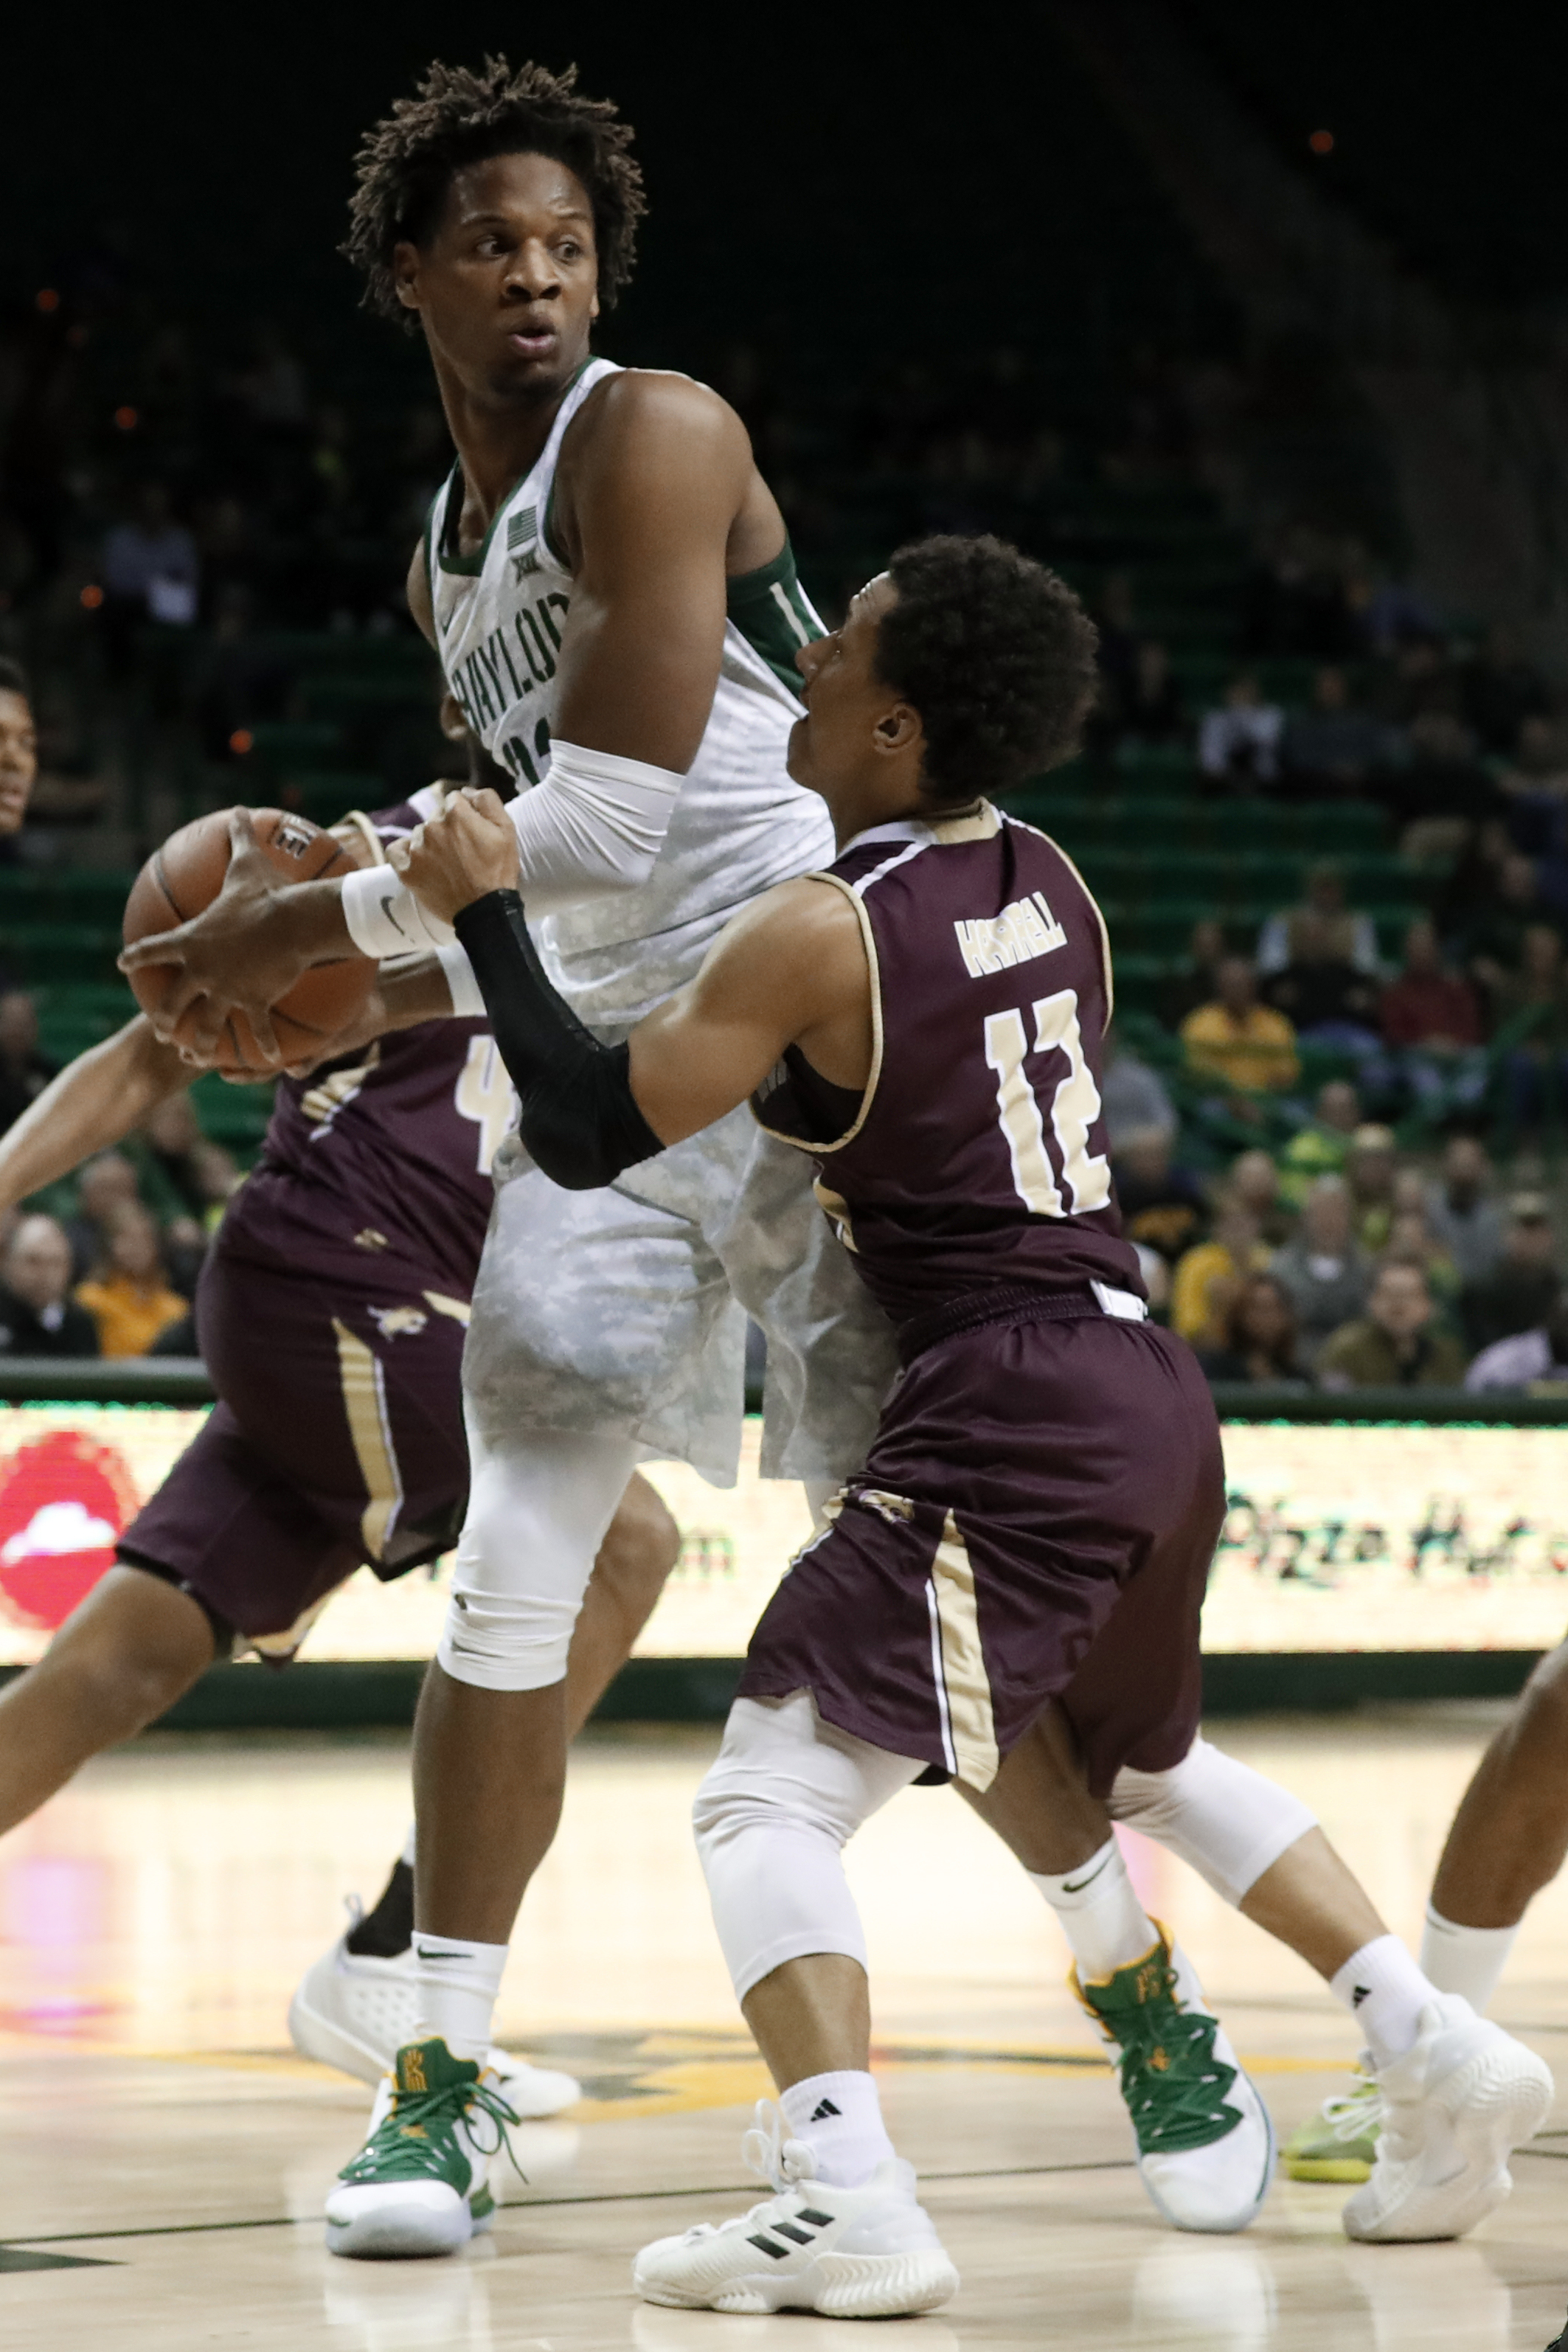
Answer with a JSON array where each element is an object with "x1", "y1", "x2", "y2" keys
[
  {"x1": 341, "y1": 863, "x2": 457, "y2": 960},
  {"x1": 436, "y1": 940, "x2": 486, "y2": 1018}
]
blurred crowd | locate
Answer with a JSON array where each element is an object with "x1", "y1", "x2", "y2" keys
[
  {"x1": 0, "y1": 1088, "x2": 236, "y2": 1363},
  {"x1": 1151, "y1": 858, "x2": 1568, "y2": 1140},
  {"x1": 0, "y1": 654, "x2": 236, "y2": 1361},
  {"x1": 1113, "y1": 1114, "x2": 1567, "y2": 1394}
]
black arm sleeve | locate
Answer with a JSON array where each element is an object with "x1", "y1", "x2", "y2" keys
[{"x1": 453, "y1": 890, "x2": 665, "y2": 1190}]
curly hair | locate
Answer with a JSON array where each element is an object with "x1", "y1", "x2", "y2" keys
[
  {"x1": 344, "y1": 58, "x2": 645, "y2": 324},
  {"x1": 873, "y1": 535, "x2": 1099, "y2": 803},
  {"x1": 0, "y1": 658, "x2": 30, "y2": 702}
]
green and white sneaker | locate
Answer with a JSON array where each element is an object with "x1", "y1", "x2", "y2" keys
[
  {"x1": 1280, "y1": 2076, "x2": 1382, "y2": 2182},
  {"x1": 1075, "y1": 1926, "x2": 1275, "y2": 2234},
  {"x1": 325, "y1": 2036, "x2": 519, "y2": 2260}
]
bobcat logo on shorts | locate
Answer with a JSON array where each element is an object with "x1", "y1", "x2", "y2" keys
[{"x1": 370, "y1": 1306, "x2": 429, "y2": 1341}]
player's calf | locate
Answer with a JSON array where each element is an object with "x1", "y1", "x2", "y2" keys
[{"x1": 1424, "y1": 1640, "x2": 1568, "y2": 2008}]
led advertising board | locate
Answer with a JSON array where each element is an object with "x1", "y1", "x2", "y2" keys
[{"x1": 0, "y1": 1402, "x2": 1563, "y2": 1666}]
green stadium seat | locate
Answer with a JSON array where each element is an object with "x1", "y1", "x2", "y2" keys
[
  {"x1": 246, "y1": 721, "x2": 344, "y2": 769},
  {"x1": 271, "y1": 772, "x2": 389, "y2": 825},
  {"x1": 189, "y1": 1071, "x2": 275, "y2": 1152}
]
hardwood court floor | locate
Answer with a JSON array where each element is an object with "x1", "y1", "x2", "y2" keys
[{"x1": 1, "y1": 1707, "x2": 1567, "y2": 2348}]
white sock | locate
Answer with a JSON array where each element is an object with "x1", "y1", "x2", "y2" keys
[
  {"x1": 1420, "y1": 1902, "x2": 1520, "y2": 2014},
  {"x1": 412, "y1": 1931, "x2": 507, "y2": 2063},
  {"x1": 399, "y1": 1821, "x2": 417, "y2": 1868},
  {"x1": 1028, "y1": 1835, "x2": 1160, "y2": 1981},
  {"x1": 779, "y1": 2069, "x2": 895, "y2": 2188},
  {"x1": 1331, "y1": 1935, "x2": 1439, "y2": 2069}
]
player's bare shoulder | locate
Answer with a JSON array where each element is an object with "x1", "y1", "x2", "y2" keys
[
  {"x1": 553, "y1": 370, "x2": 754, "y2": 558},
  {"x1": 571, "y1": 366, "x2": 748, "y2": 461},
  {"x1": 704, "y1": 873, "x2": 867, "y2": 1008}
]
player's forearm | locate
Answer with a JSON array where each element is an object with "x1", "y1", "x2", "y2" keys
[
  {"x1": 380, "y1": 951, "x2": 463, "y2": 1028},
  {"x1": 0, "y1": 1019, "x2": 186, "y2": 1213},
  {"x1": 347, "y1": 747, "x2": 684, "y2": 959},
  {"x1": 452, "y1": 891, "x2": 663, "y2": 1189}
]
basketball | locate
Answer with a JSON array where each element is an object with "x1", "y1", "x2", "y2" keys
[{"x1": 122, "y1": 807, "x2": 376, "y2": 1073}]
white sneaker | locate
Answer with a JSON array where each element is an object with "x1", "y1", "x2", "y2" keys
[
  {"x1": 289, "y1": 1915, "x2": 580, "y2": 2117},
  {"x1": 632, "y1": 2101, "x2": 959, "y2": 2318},
  {"x1": 1075, "y1": 1928, "x2": 1275, "y2": 2233},
  {"x1": 1342, "y1": 1997, "x2": 1553, "y2": 2242}
]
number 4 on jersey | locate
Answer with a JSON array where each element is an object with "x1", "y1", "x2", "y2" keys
[
  {"x1": 454, "y1": 1037, "x2": 519, "y2": 1176},
  {"x1": 984, "y1": 991, "x2": 1111, "y2": 1218}
]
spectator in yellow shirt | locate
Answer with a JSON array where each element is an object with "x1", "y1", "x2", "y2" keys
[
  {"x1": 74, "y1": 1204, "x2": 190, "y2": 1359},
  {"x1": 1171, "y1": 1196, "x2": 1272, "y2": 1347},
  {"x1": 1180, "y1": 955, "x2": 1301, "y2": 1096}
]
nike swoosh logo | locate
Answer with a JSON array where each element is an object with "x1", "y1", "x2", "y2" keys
[
  {"x1": 413, "y1": 1947, "x2": 465, "y2": 1963},
  {"x1": 1061, "y1": 1856, "x2": 1114, "y2": 1895}
]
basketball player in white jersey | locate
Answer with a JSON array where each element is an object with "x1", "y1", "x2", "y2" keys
[{"x1": 120, "y1": 55, "x2": 899, "y2": 2209}]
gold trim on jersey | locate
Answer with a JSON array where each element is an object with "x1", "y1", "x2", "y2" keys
[
  {"x1": 333, "y1": 808, "x2": 388, "y2": 867},
  {"x1": 929, "y1": 1513, "x2": 999, "y2": 1792},
  {"x1": 928, "y1": 802, "x2": 1002, "y2": 844},
  {"x1": 811, "y1": 1181, "x2": 859, "y2": 1252},
  {"x1": 1005, "y1": 813, "x2": 1116, "y2": 1028},
  {"x1": 751, "y1": 871, "x2": 884, "y2": 1159},
  {"x1": 332, "y1": 1319, "x2": 404, "y2": 1562}
]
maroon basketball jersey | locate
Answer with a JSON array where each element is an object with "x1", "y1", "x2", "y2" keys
[
  {"x1": 220, "y1": 793, "x2": 507, "y2": 1297},
  {"x1": 753, "y1": 802, "x2": 1142, "y2": 1328}
]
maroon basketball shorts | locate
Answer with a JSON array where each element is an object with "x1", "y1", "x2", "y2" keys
[
  {"x1": 738, "y1": 1311, "x2": 1224, "y2": 1795},
  {"x1": 117, "y1": 1244, "x2": 471, "y2": 1661}
]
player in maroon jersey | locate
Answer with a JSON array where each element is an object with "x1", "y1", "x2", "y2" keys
[
  {"x1": 0, "y1": 788, "x2": 677, "y2": 2110},
  {"x1": 357, "y1": 535, "x2": 1552, "y2": 2294}
]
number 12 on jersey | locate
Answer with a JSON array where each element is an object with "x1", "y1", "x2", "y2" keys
[{"x1": 984, "y1": 991, "x2": 1111, "y2": 1218}]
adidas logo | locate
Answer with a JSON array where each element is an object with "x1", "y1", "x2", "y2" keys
[
  {"x1": 1351, "y1": 1985, "x2": 1372, "y2": 2008},
  {"x1": 808, "y1": 2098, "x2": 841, "y2": 2122},
  {"x1": 747, "y1": 2204, "x2": 836, "y2": 2260}
]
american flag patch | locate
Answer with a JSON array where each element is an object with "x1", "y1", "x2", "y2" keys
[{"x1": 507, "y1": 505, "x2": 538, "y2": 550}]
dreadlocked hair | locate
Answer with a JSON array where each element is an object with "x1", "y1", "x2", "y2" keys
[
  {"x1": 344, "y1": 58, "x2": 645, "y2": 324},
  {"x1": 875, "y1": 535, "x2": 1100, "y2": 802}
]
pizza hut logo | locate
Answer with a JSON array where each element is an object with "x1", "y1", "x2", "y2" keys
[{"x1": 0, "y1": 1431, "x2": 139, "y2": 1631}]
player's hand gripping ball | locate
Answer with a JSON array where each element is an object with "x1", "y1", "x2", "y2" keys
[{"x1": 122, "y1": 807, "x2": 375, "y2": 1075}]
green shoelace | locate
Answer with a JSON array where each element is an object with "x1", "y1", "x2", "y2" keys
[
  {"x1": 1093, "y1": 1956, "x2": 1243, "y2": 2157},
  {"x1": 339, "y1": 2075, "x2": 521, "y2": 2187}
]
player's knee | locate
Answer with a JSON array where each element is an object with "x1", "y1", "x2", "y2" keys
[
  {"x1": 435, "y1": 1586, "x2": 577, "y2": 1693},
  {"x1": 34, "y1": 1620, "x2": 199, "y2": 1738},
  {"x1": 590, "y1": 1475, "x2": 681, "y2": 1626},
  {"x1": 1108, "y1": 1736, "x2": 1318, "y2": 1907},
  {"x1": 692, "y1": 1693, "x2": 890, "y2": 1866}
]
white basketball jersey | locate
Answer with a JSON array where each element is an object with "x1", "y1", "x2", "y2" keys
[{"x1": 427, "y1": 357, "x2": 833, "y2": 1026}]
